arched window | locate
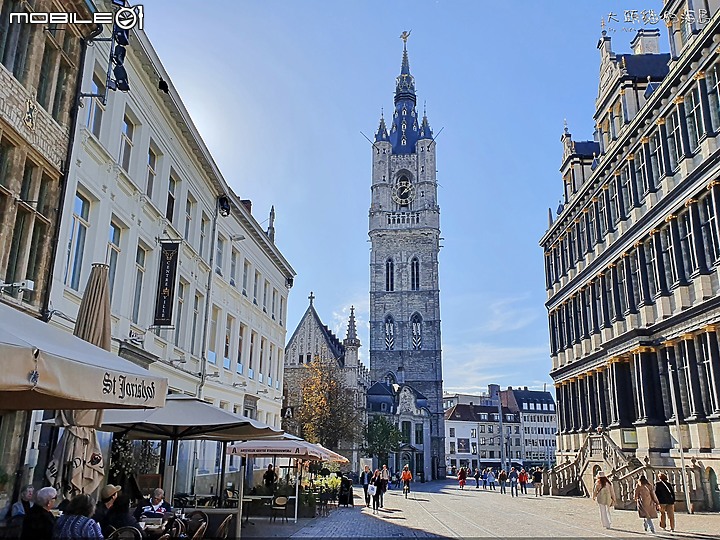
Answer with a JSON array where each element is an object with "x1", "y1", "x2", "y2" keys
[
  {"x1": 384, "y1": 315, "x2": 395, "y2": 350},
  {"x1": 411, "y1": 257, "x2": 420, "y2": 291},
  {"x1": 411, "y1": 313, "x2": 422, "y2": 350},
  {"x1": 385, "y1": 258, "x2": 394, "y2": 291}
]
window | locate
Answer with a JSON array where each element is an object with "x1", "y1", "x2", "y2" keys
[
  {"x1": 608, "y1": 181, "x2": 619, "y2": 224},
  {"x1": 415, "y1": 423, "x2": 424, "y2": 445},
  {"x1": 216, "y1": 236, "x2": 225, "y2": 275},
  {"x1": 597, "y1": 194, "x2": 607, "y2": 237},
  {"x1": 65, "y1": 193, "x2": 90, "y2": 290},
  {"x1": 471, "y1": 442, "x2": 477, "y2": 454},
  {"x1": 649, "y1": 131, "x2": 662, "y2": 180},
  {"x1": 199, "y1": 214, "x2": 209, "y2": 259},
  {"x1": 271, "y1": 289, "x2": 277, "y2": 319},
  {"x1": 574, "y1": 221, "x2": 583, "y2": 259},
  {"x1": 119, "y1": 114, "x2": 134, "y2": 172},
  {"x1": 686, "y1": 87, "x2": 703, "y2": 151},
  {"x1": 0, "y1": 1, "x2": 32, "y2": 79},
  {"x1": 708, "y1": 63, "x2": 720, "y2": 130},
  {"x1": 645, "y1": 241, "x2": 658, "y2": 297},
  {"x1": 132, "y1": 245, "x2": 146, "y2": 324},
  {"x1": 588, "y1": 207, "x2": 597, "y2": 246},
  {"x1": 384, "y1": 315, "x2": 395, "y2": 350},
  {"x1": 700, "y1": 196, "x2": 719, "y2": 264},
  {"x1": 268, "y1": 343, "x2": 274, "y2": 386},
  {"x1": 248, "y1": 331, "x2": 256, "y2": 377},
  {"x1": 230, "y1": 249, "x2": 238, "y2": 286},
  {"x1": 253, "y1": 271, "x2": 260, "y2": 304},
  {"x1": 480, "y1": 413, "x2": 488, "y2": 421},
  {"x1": 617, "y1": 260, "x2": 627, "y2": 314},
  {"x1": 411, "y1": 257, "x2": 420, "y2": 290},
  {"x1": 175, "y1": 282, "x2": 186, "y2": 347},
  {"x1": 679, "y1": 212, "x2": 696, "y2": 277},
  {"x1": 667, "y1": 111, "x2": 682, "y2": 169},
  {"x1": 242, "y1": 260, "x2": 250, "y2": 295},
  {"x1": 166, "y1": 175, "x2": 177, "y2": 222},
  {"x1": 107, "y1": 221, "x2": 122, "y2": 301},
  {"x1": 411, "y1": 313, "x2": 422, "y2": 350},
  {"x1": 489, "y1": 438, "x2": 494, "y2": 445},
  {"x1": 385, "y1": 258, "x2": 394, "y2": 291},
  {"x1": 619, "y1": 168, "x2": 631, "y2": 216},
  {"x1": 449, "y1": 428, "x2": 455, "y2": 438},
  {"x1": 36, "y1": 27, "x2": 75, "y2": 124},
  {"x1": 661, "y1": 227, "x2": 678, "y2": 285},
  {"x1": 635, "y1": 147, "x2": 648, "y2": 194},
  {"x1": 237, "y1": 324, "x2": 246, "y2": 374},
  {"x1": 629, "y1": 252, "x2": 641, "y2": 307},
  {"x1": 263, "y1": 280, "x2": 269, "y2": 312},
  {"x1": 184, "y1": 196, "x2": 194, "y2": 242},
  {"x1": 37, "y1": 43, "x2": 57, "y2": 113},
  {"x1": 279, "y1": 296, "x2": 285, "y2": 326},
  {"x1": 488, "y1": 424, "x2": 494, "y2": 433},
  {"x1": 224, "y1": 316, "x2": 233, "y2": 369},
  {"x1": 146, "y1": 145, "x2": 158, "y2": 198},
  {"x1": 191, "y1": 293, "x2": 202, "y2": 355},
  {"x1": 259, "y1": 338, "x2": 266, "y2": 381},
  {"x1": 449, "y1": 442, "x2": 456, "y2": 454},
  {"x1": 86, "y1": 71, "x2": 105, "y2": 137},
  {"x1": 208, "y1": 306, "x2": 219, "y2": 364}
]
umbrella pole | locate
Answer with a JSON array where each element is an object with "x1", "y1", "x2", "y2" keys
[
  {"x1": 168, "y1": 439, "x2": 180, "y2": 506},
  {"x1": 219, "y1": 441, "x2": 227, "y2": 506},
  {"x1": 235, "y1": 459, "x2": 245, "y2": 540},
  {"x1": 294, "y1": 459, "x2": 299, "y2": 523}
]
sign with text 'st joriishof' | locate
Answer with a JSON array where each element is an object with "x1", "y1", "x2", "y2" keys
[{"x1": 153, "y1": 242, "x2": 180, "y2": 327}]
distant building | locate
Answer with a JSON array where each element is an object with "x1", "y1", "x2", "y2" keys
[
  {"x1": 283, "y1": 294, "x2": 370, "y2": 470},
  {"x1": 443, "y1": 384, "x2": 501, "y2": 410},
  {"x1": 501, "y1": 387, "x2": 558, "y2": 468}
]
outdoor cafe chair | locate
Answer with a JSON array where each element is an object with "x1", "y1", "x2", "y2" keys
[
  {"x1": 185, "y1": 510, "x2": 208, "y2": 537},
  {"x1": 270, "y1": 496, "x2": 288, "y2": 523},
  {"x1": 190, "y1": 521, "x2": 207, "y2": 540},
  {"x1": 166, "y1": 517, "x2": 185, "y2": 537},
  {"x1": 107, "y1": 526, "x2": 143, "y2": 540},
  {"x1": 213, "y1": 514, "x2": 233, "y2": 539},
  {"x1": 224, "y1": 489, "x2": 239, "y2": 508}
]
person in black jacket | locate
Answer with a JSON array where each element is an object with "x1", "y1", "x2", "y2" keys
[
  {"x1": 20, "y1": 487, "x2": 56, "y2": 540},
  {"x1": 655, "y1": 472, "x2": 676, "y2": 532},
  {"x1": 102, "y1": 494, "x2": 142, "y2": 537},
  {"x1": 359, "y1": 465, "x2": 372, "y2": 507}
]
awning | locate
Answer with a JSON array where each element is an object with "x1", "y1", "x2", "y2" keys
[{"x1": 0, "y1": 301, "x2": 168, "y2": 410}]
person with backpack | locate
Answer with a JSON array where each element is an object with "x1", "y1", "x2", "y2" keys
[
  {"x1": 655, "y1": 472, "x2": 676, "y2": 532},
  {"x1": 592, "y1": 471, "x2": 616, "y2": 529},
  {"x1": 498, "y1": 469, "x2": 508, "y2": 494}
]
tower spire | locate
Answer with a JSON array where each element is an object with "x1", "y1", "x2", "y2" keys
[{"x1": 343, "y1": 305, "x2": 361, "y2": 352}]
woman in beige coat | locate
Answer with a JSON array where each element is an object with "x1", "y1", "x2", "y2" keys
[
  {"x1": 592, "y1": 471, "x2": 615, "y2": 529},
  {"x1": 635, "y1": 475, "x2": 659, "y2": 534}
]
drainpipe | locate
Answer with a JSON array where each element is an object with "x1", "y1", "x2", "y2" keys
[
  {"x1": 197, "y1": 198, "x2": 219, "y2": 398},
  {"x1": 41, "y1": 24, "x2": 103, "y2": 321}
]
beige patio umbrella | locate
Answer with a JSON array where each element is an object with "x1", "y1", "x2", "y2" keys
[{"x1": 47, "y1": 264, "x2": 111, "y2": 498}]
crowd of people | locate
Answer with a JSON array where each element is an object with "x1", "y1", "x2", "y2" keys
[
  {"x1": 454, "y1": 466, "x2": 544, "y2": 497},
  {"x1": 8, "y1": 484, "x2": 175, "y2": 539}
]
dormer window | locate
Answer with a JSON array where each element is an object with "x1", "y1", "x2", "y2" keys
[
  {"x1": 401, "y1": 137, "x2": 406, "y2": 146},
  {"x1": 402, "y1": 108, "x2": 407, "y2": 115}
]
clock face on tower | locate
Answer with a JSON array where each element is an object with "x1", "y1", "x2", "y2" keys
[{"x1": 392, "y1": 178, "x2": 415, "y2": 205}]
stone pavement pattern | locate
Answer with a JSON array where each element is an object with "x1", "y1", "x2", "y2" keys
[{"x1": 241, "y1": 479, "x2": 720, "y2": 538}]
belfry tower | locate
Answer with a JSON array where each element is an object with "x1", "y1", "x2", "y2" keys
[{"x1": 368, "y1": 33, "x2": 445, "y2": 479}]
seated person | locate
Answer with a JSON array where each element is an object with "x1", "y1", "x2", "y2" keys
[
  {"x1": 10, "y1": 485, "x2": 34, "y2": 526},
  {"x1": 92, "y1": 484, "x2": 120, "y2": 525},
  {"x1": 20, "y1": 487, "x2": 56, "y2": 540},
  {"x1": 101, "y1": 494, "x2": 141, "y2": 537},
  {"x1": 133, "y1": 488, "x2": 172, "y2": 520}
]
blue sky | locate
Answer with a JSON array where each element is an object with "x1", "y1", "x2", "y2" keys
[{"x1": 143, "y1": 1, "x2": 669, "y2": 394}]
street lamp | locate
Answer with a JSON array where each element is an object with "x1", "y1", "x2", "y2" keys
[{"x1": 667, "y1": 356, "x2": 693, "y2": 514}]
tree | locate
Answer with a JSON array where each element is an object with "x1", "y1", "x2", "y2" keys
[
  {"x1": 295, "y1": 356, "x2": 362, "y2": 451},
  {"x1": 363, "y1": 415, "x2": 402, "y2": 465}
]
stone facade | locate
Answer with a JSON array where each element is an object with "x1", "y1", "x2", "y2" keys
[
  {"x1": 541, "y1": 9, "x2": 720, "y2": 509},
  {"x1": 368, "y1": 38, "x2": 446, "y2": 480}
]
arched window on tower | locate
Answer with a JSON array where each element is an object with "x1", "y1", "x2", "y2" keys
[
  {"x1": 385, "y1": 315, "x2": 395, "y2": 350},
  {"x1": 385, "y1": 258, "x2": 394, "y2": 291},
  {"x1": 411, "y1": 313, "x2": 422, "y2": 350},
  {"x1": 411, "y1": 257, "x2": 420, "y2": 291}
]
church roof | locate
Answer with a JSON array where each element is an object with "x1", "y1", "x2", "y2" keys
[{"x1": 285, "y1": 294, "x2": 345, "y2": 364}]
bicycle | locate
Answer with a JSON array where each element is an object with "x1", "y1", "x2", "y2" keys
[{"x1": 403, "y1": 480, "x2": 410, "y2": 499}]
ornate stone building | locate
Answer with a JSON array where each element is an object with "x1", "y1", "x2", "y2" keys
[
  {"x1": 541, "y1": 9, "x2": 720, "y2": 509},
  {"x1": 283, "y1": 294, "x2": 370, "y2": 470},
  {"x1": 368, "y1": 35, "x2": 446, "y2": 479},
  {"x1": 0, "y1": 0, "x2": 96, "y2": 515}
]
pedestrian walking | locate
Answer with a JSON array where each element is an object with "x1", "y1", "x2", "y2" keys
[
  {"x1": 591, "y1": 471, "x2": 615, "y2": 529},
  {"x1": 487, "y1": 469, "x2": 496, "y2": 490},
  {"x1": 519, "y1": 468, "x2": 529, "y2": 495},
  {"x1": 380, "y1": 465, "x2": 390, "y2": 507},
  {"x1": 474, "y1": 468, "x2": 480, "y2": 488},
  {"x1": 360, "y1": 465, "x2": 372, "y2": 507},
  {"x1": 509, "y1": 467, "x2": 519, "y2": 497},
  {"x1": 498, "y1": 469, "x2": 508, "y2": 494},
  {"x1": 482, "y1": 469, "x2": 488, "y2": 489},
  {"x1": 634, "y1": 475, "x2": 659, "y2": 534},
  {"x1": 532, "y1": 467, "x2": 543, "y2": 496},
  {"x1": 655, "y1": 472, "x2": 676, "y2": 532},
  {"x1": 369, "y1": 469, "x2": 382, "y2": 514},
  {"x1": 457, "y1": 466, "x2": 467, "y2": 489}
]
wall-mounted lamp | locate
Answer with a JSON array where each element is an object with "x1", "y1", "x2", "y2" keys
[
  {"x1": 230, "y1": 234, "x2": 245, "y2": 242},
  {"x1": 233, "y1": 382, "x2": 247, "y2": 388},
  {"x1": 257, "y1": 389, "x2": 269, "y2": 395}
]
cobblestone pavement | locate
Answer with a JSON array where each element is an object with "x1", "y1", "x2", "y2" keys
[{"x1": 248, "y1": 479, "x2": 720, "y2": 539}]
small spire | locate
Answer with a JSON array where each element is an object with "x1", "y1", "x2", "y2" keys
[
  {"x1": 375, "y1": 114, "x2": 390, "y2": 142},
  {"x1": 267, "y1": 205, "x2": 275, "y2": 243},
  {"x1": 346, "y1": 306, "x2": 358, "y2": 341},
  {"x1": 563, "y1": 118, "x2": 569, "y2": 134}
]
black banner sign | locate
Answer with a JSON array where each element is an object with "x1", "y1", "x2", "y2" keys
[{"x1": 153, "y1": 242, "x2": 180, "y2": 326}]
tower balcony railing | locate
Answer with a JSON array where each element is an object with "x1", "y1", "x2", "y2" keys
[{"x1": 386, "y1": 212, "x2": 420, "y2": 226}]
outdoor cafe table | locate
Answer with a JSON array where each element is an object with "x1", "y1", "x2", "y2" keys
[{"x1": 241, "y1": 495, "x2": 296, "y2": 524}]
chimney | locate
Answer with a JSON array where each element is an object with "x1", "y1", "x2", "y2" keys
[
  {"x1": 241, "y1": 199, "x2": 252, "y2": 213},
  {"x1": 524, "y1": 386, "x2": 528, "y2": 391},
  {"x1": 507, "y1": 386, "x2": 512, "y2": 390},
  {"x1": 630, "y1": 28, "x2": 660, "y2": 55}
]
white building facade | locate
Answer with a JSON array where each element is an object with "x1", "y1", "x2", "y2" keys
[{"x1": 28, "y1": 0, "x2": 295, "y2": 491}]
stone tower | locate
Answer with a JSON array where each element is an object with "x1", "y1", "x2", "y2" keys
[{"x1": 368, "y1": 34, "x2": 445, "y2": 479}]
